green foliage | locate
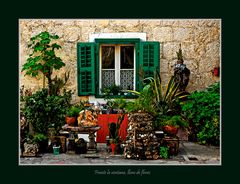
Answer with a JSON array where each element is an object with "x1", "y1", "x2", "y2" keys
[
  {"x1": 113, "y1": 98, "x2": 127, "y2": 110},
  {"x1": 125, "y1": 84, "x2": 156, "y2": 115},
  {"x1": 125, "y1": 71, "x2": 189, "y2": 118},
  {"x1": 159, "y1": 146, "x2": 169, "y2": 159},
  {"x1": 160, "y1": 115, "x2": 188, "y2": 128},
  {"x1": 102, "y1": 84, "x2": 122, "y2": 96},
  {"x1": 104, "y1": 98, "x2": 128, "y2": 113},
  {"x1": 197, "y1": 116, "x2": 220, "y2": 145},
  {"x1": 145, "y1": 71, "x2": 189, "y2": 116},
  {"x1": 22, "y1": 31, "x2": 65, "y2": 94},
  {"x1": 23, "y1": 88, "x2": 72, "y2": 135},
  {"x1": 32, "y1": 133, "x2": 48, "y2": 144},
  {"x1": 181, "y1": 82, "x2": 220, "y2": 145},
  {"x1": 66, "y1": 106, "x2": 81, "y2": 117}
]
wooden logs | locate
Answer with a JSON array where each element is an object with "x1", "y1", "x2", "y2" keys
[{"x1": 124, "y1": 112, "x2": 159, "y2": 160}]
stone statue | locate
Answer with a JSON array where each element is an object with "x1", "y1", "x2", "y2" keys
[{"x1": 174, "y1": 44, "x2": 190, "y2": 91}]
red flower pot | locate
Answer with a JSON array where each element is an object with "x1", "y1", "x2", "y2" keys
[
  {"x1": 65, "y1": 116, "x2": 76, "y2": 126},
  {"x1": 163, "y1": 125, "x2": 178, "y2": 136}
]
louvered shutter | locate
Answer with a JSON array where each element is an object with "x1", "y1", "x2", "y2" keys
[
  {"x1": 137, "y1": 41, "x2": 160, "y2": 90},
  {"x1": 77, "y1": 43, "x2": 96, "y2": 95}
]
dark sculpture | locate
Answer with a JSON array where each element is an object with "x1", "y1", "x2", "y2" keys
[{"x1": 174, "y1": 44, "x2": 190, "y2": 91}]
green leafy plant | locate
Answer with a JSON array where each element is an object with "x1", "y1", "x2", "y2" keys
[
  {"x1": 32, "y1": 133, "x2": 49, "y2": 153},
  {"x1": 144, "y1": 71, "x2": 189, "y2": 116},
  {"x1": 159, "y1": 146, "x2": 169, "y2": 159},
  {"x1": 160, "y1": 115, "x2": 188, "y2": 128},
  {"x1": 125, "y1": 71, "x2": 189, "y2": 120},
  {"x1": 66, "y1": 106, "x2": 81, "y2": 117},
  {"x1": 102, "y1": 84, "x2": 122, "y2": 96},
  {"x1": 32, "y1": 133, "x2": 48, "y2": 144},
  {"x1": 23, "y1": 88, "x2": 72, "y2": 135},
  {"x1": 197, "y1": 116, "x2": 220, "y2": 145},
  {"x1": 181, "y1": 82, "x2": 220, "y2": 145},
  {"x1": 125, "y1": 83, "x2": 156, "y2": 115},
  {"x1": 113, "y1": 98, "x2": 127, "y2": 113},
  {"x1": 22, "y1": 31, "x2": 65, "y2": 95}
]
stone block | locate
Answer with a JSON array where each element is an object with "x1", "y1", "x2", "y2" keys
[
  {"x1": 194, "y1": 27, "x2": 211, "y2": 44},
  {"x1": 152, "y1": 27, "x2": 173, "y2": 42},
  {"x1": 63, "y1": 26, "x2": 81, "y2": 42},
  {"x1": 162, "y1": 42, "x2": 173, "y2": 59},
  {"x1": 161, "y1": 19, "x2": 180, "y2": 27},
  {"x1": 173, "y1": 27, "x2": 194, "y2": 42},
  {"x1": 205, "y1": 41, "x2": 220, "y2": 59},
  {"x1": 178, "y1": 19, "x2": 198, "y2": 27},
  {"x1": 160, "y1": 59, "x2": 170, "y2": 73}
]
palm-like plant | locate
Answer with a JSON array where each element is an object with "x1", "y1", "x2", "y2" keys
[
  {"x1": 146, "y1": 71, "x2": 189, "y2": 115},
  {"x1": 126, "y1": 71, "x2": 189, "y2": 116}
]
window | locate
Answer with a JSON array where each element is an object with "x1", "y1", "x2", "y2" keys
[
  {"x1": 100, "y1": 44, "x2": 135, "y2": 91},
  {"x1": 77, "y1": 38, "x2": 160, "y2": 96}
]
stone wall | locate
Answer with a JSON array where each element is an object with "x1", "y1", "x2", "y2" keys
[{"x1": 19, "y1": 19, "x2": 220, "y2": 102}]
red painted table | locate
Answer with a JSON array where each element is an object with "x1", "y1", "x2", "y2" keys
[{"x1": 96, "y1": 114, "x2": 128, "y2": 143}]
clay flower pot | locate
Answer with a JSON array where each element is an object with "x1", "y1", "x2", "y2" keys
[
  {"x1": 65, "y1": 116, "x2": 76, "y2": 126},
  {"x1": 163, "y1": 125, "x2": 178, "y2": 136}
]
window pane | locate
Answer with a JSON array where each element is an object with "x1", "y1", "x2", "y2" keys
[
  {"x1": 102, "y1": 70, "x2": 115, "y2": 89},
  {"x1": 102, "y1": 46, "x2": 115, "y2": 69},
  {"x1": 120, "y1": 70, "x2": 134, "y2": 90},
  {"x1": 120, "y1": 46, "x2": 134, "y2": 69}
]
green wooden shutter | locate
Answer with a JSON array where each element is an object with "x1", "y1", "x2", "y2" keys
[
  {"x1": 77, "y1": 43, "x2": 95, "y2": 96},
  {"x1": 137, "y1": 41, "x2": 160, "y2": 90}
]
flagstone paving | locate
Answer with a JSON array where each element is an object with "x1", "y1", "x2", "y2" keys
[{"x1": 19, "y1": 141, "x2": 220, "y2": 165}]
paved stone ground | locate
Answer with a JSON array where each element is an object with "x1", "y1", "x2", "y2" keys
[{"x1": 19, "y1": 141, "x2": 220, "y2": 165}]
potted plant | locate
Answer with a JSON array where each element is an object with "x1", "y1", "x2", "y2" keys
[
  {"x1": 102, "y1": 84, "x2": 122, "y2": 96},
  {"x1": 32, "y1": 133, "x2": 48, "y2": 153},
  {"x1": 160, "y1": 115, "x2": 188, "y2": 136},
  {"x1": 109, "y1": 137, "x2": 118, "y2": 155},
  {"x1": 108, "y1": 114, "x2": 125, "y2": 155},
  {"x1": 66, "y1": 106, "x2": 81, "y2": 126}
]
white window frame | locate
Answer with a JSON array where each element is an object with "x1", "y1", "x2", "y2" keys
[{"x1": 99, "y1": 44, "x2": 136, "y2": 93}]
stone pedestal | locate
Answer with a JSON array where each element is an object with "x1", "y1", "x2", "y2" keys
[{"x1": 62, "y1": 124, "x2": 101, "y2": 154}]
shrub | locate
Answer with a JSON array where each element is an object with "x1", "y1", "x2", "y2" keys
[
  {"x1": 181, "y1": 82, "x2": 220, "y2": 145},
  {"x1": 23, "y1": 88, "x2": 72, "y2": 135}
]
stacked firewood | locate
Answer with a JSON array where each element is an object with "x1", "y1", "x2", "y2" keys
[{"x1": 124, "y1": 111, "x2": 159, "y2": 160}]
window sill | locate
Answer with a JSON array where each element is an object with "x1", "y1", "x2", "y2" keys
[{"x1": 95, "y1": 93, "x2": 138, "y2": 99}]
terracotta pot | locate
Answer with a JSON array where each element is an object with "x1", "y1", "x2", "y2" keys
[
  {"x1": 163, "y1": 125, "x2": 178, "y2": 136},
  {"x1": 65, "y1": 116, "x2": 76, "y2": 126}
]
